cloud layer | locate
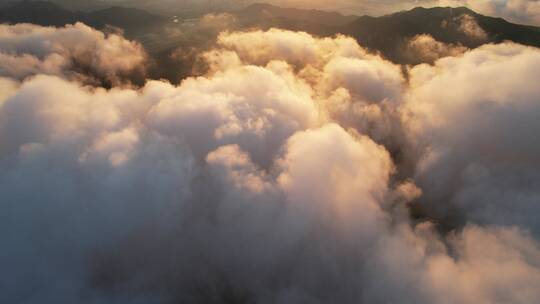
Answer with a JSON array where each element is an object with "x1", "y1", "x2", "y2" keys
[
  {"x1": 404, "y1": 42, "x2": 540, "y2": 233},
  {"x1": 1, "y1": 24, "x2": 540, "y2": 304},
  {"x1": 0, "y1": 22, "x2": 147, "y2": 85}
]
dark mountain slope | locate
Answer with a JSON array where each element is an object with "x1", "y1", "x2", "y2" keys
[
  {"x1": 0, "y1": 1, "x2": 82, "y2": 26},
  {"x1": 2, "y1": 1, "x2": 540, "y2": 80},
  {"x1": 238, "y1": 3, "x2": 357, "y2": 27},
  {"x1": 85, "y1": 6, "x2": 165, "y2": 29},
  {"x1": 0, "y1": 1, "x2": 166, "y2": 29},
  {"x1": 341, "y1": 6, "x2": 540, "y2": 61},
  {"x1": 231, "y1": 4, "x2": 540, "y2": 64}
]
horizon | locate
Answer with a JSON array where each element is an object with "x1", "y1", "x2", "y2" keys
[{"x1": 2, "y1": 0, "x2": 540, "y2": 26}]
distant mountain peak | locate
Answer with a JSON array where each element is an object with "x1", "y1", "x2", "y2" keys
[
  {"x1": 245, "y1": 2, "x2": 354, "y2": 16},
  {"x1": 409, "y1": 6, "x2": 476, "y2": 14},
  {"x1": 244, "y1": 2, "x2": 275, "y2": 10},
  {"x1": 4, "y1": 0, "x2": 69, "y2": 11},
  {"x1": 239, "y1": 2, "x2": 357, "y2": 26},
  {"x1": 386, "y1": 6, "x2": 479, "y2": 20},
  {"x1": 0, "y1": 1, "x2": 165, "y2": 29}
]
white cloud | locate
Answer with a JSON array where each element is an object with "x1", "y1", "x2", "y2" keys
[
  {"x1": 405, "y1": 34, "x2": 468, "y2": 63},
  {"x1": 0, "y1": 23, "x2": 147, "y2": 85},
  {"x1": 403, "y1": 42, "x2": 540, "y2": 233},
  {"x1": 1, "y1": 25, "x2": 540, "y2": 304}
]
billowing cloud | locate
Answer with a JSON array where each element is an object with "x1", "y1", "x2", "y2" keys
[
  {"x1": 455, "y1": 14, "x2": 489, "y2": 41},
  {"x1": 215, "y1": 28, "x2": 406, "y2": 149},
  {"x1": 405, "y1": 34, "x2": 468, "y2": 64},
  {"x1": 403, "y1": 42, "x2": 540, "y2": 234},
  {"x1": 2, "y1": 24, "x2": 540, "y2": 304},
  {"x1": 216, "y1": 29, "x2": 367, "y2": 68},
  {"x1": 0, "y1": 22, "x2": 147, "y2": 85}
]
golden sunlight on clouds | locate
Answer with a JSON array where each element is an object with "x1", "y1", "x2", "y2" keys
[{"x1": 1, "y1": 21, "x2": 540, "y2": 303}]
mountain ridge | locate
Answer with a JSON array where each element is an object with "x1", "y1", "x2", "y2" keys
[
  {"x1": 0, "y1": 1, "x2": 166, "y2": 29},
  {"x1": 2, "y1": 1, "x2": 540, "y2": 78},
  {"x1": 233, "y1": 3, "x2": 540, "y2": 63}
]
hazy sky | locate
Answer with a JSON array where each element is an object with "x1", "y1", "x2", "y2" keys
[
  {"x1": 1, "y1": 0, "x2": 539, "y2": 25},
  {"x1": 259, "y1": 0, "x2": 540, "y2": 25}
]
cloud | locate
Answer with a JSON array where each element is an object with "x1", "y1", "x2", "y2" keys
[
  {"x1": 455, "y1": 14, "x2": 489, "y2": 41},
  {"x1": 216, "y1": 29, "x2": 367, "y2": 68},
  {"x1": 438, "y1": 0, "x2": 540, "y2": 26},
  {"x1": 403, "y1": 42, "x2": 540, "y2": 234},
  {"x1": 215, "y1": 28, "x2": 406, "y2": 149},
  {"x1": 0, "y1": 22, "x2": 147, "y2": 85},
  {"x1": 1, "y1": 25, "x2": 540, "y2": 304},
  {"x1": 405, "y1": 34, "x2": 468, "y2": 64},
  {"x1": 364, "y1": 223, "x2": 540, "y2": 304}
]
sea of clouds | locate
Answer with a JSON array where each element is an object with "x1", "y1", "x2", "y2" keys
[{"x1": 1, "y1": 21, "x2": 540, "y2": 304}]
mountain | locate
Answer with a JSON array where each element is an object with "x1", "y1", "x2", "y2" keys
[
  {"x1": 0, "y1": 1, "x2": 166, "y2": 29},
  {"x1": 232, "y1": 4, "x2": 540, "y2": 64},
  {"x1": 0, "y1": 1, "x2": 82, "y2": 26},
  {"x1": 238, "y1": 3, "x2": 357, "y2": 27},
  {"x1": 3, "y1": 1, "x2": 539, "y2": 61},
  {"x1": 85, "y1": 6, "x2": 165, "y2": 29},
  {"x1": 341, "y1": 6, "x2": 540, "y2": 62},
  {"x1": 1, "y1": 1, "x2": 540, "y2": 80}
]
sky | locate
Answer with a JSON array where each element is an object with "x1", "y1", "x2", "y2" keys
[
  {"x1": 2, "y1": 0, "x2": 540, "y2": 25},
  {"x1": 256, "y1": 0, "x2": 540, "y2": 25}
]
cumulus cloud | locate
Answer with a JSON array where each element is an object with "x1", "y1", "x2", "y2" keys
[
  {"x1": 438, "y1": 13, "x2": 489, "y2": 43},
  {"x1": 215, "y1": 28, "x2": 406, "y2": 149},
  {"x1": 216, "y1": 29, "x2": 367, "y2": 68},
  {"x1": 403, "y1": 42, "x2": 540, "y2": 234},
  {"x1": 405, "y1": 34, "x2": 468, "y2": 64},
  {"x1": 0, "y1": 22, "x2": 147, "y2": 85},
  {"x1": 2, "y1": 24, "x2": 540, "y2": 304},
  {"x1": 456, "y1": 14, "x2": 489, "y2": 41}
]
